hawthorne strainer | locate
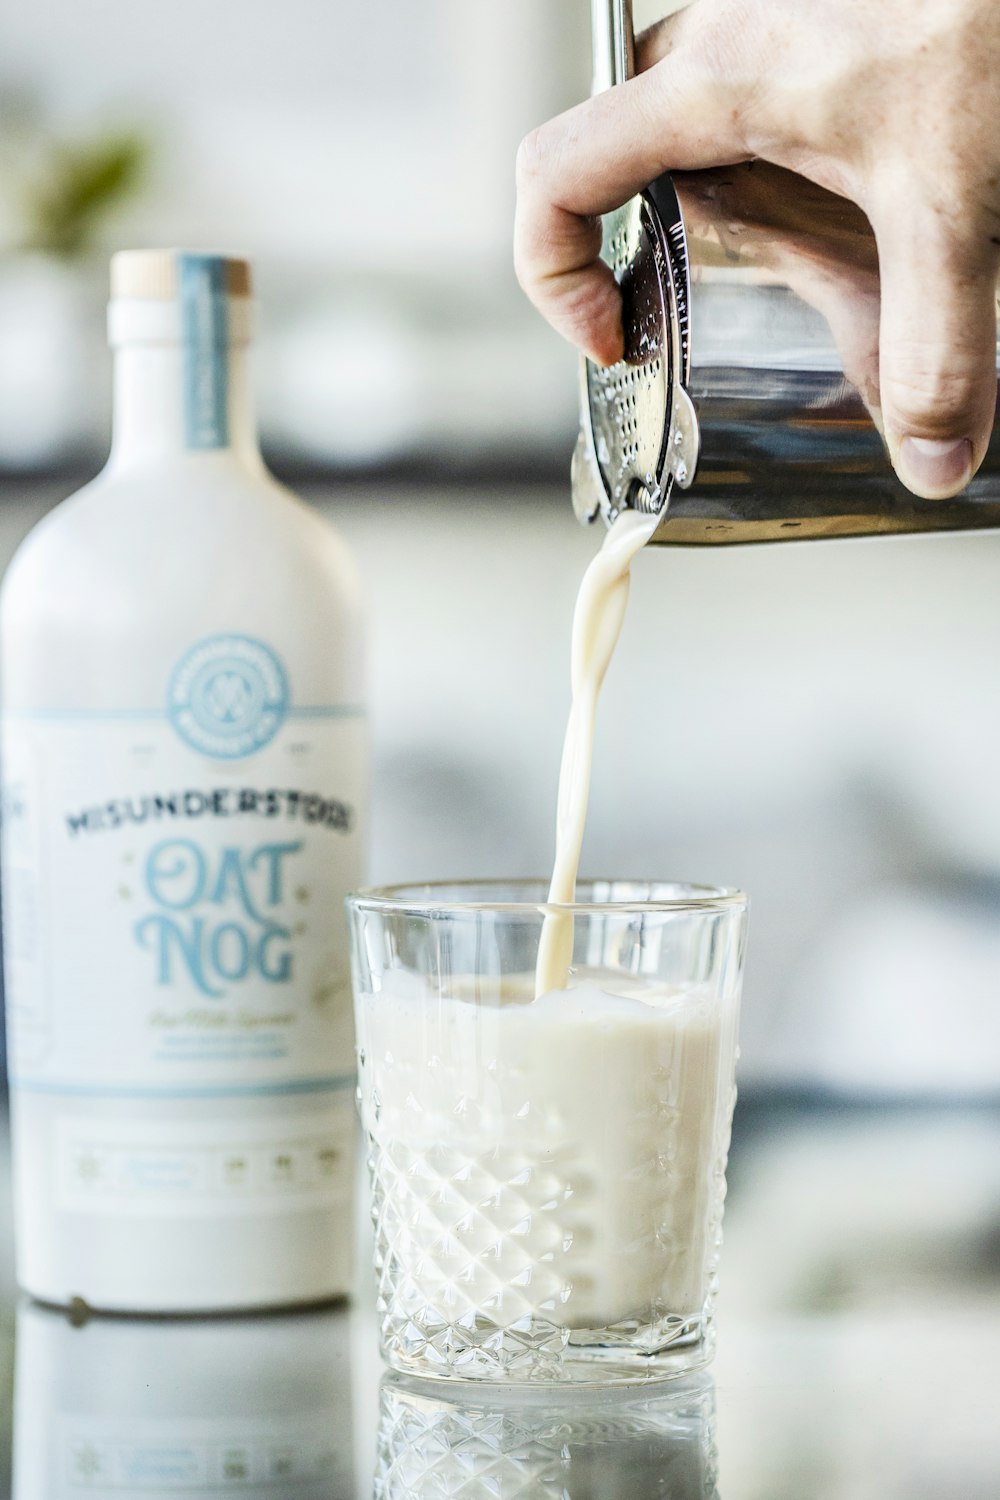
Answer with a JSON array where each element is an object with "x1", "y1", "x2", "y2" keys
[
  {"x1": 569, "y1": 3, "x2": 1000, "y2": 543},
  {"x1": 572, "y1": 0, "x2": 701, "y2": 530}
]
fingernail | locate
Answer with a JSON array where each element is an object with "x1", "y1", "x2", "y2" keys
[{"x1": 895, "y1": 436, "x2": 973, "y2": 499}]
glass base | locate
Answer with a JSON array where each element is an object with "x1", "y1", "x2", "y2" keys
[{"x1": 380, "y1": 1309, "x2": 715, "y2": 1386}]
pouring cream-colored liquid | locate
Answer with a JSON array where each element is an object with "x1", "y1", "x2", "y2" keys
[
  {"x1": 536, "y1": 509, "x2": 659, "y2": 995},
  {"x1": 357, "y1": 509, "x2": 738, "y2": 1341}
]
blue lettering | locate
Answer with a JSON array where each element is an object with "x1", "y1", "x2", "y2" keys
[
  {"x1": 210, "y1": 921, "x2": 251, "y2": 981},
  {"x1": 136, "y1": 839, "x2": 303, "y2": 994},
  {"x1": 146, "y1": 839, "x2": 206, "y2": 910},
  {"x1": 209, "y1": 846, "x2": 267, "y2": 924},
  {"x1": 135, "y1": 914, "x2": 224, "y2": 997},
  {"x1": 258, "y1": 924, "x2": 293, "y2": 983},
  {"x1": 248, "y1": 841, "x2": 303, "y2": 905}
]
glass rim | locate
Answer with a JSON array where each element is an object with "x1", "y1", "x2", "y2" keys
[{"x1": 347, "y1": 878, "x2": 748, "y2": 918}]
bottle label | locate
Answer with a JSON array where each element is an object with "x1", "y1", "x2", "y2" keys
[
  {"x1": 54, "y1": 1107, "x2": 355, "y2": 1217},
  {"x1": 1, "y1": 695, "x2": 366, "y2": 1100},
  {"x1": 179, "y1": 253, "x2": 230, "y2": 451}
]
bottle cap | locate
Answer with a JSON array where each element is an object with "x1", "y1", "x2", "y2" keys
[
  {"x1": 107, "y1": 251, "x2": 254, "y2": 348},
  {"x1": 110, "y1": 251, "x2": 252, "y2": 301}
]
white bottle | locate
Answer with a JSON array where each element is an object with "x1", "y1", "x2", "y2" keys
[{"x1": 0, "y1": 251, "x2": 366, "y2": 1312}]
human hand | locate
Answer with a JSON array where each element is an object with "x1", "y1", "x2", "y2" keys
[
  {"x1": 676, "y1": 162, "x2": 884, "y2": 417},
  {"x1": 514, "y1": 0, "x2": 1000, "y2": 500}
]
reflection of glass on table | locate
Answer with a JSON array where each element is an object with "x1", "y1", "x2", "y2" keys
[
  {"x1": 349, "y1": 880, "x2": 747, "y2": 1384},
  {"x1": 374, "y1": 1370, "x2": 718, "y2": 1499}
]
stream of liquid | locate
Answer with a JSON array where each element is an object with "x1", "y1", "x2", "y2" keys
[
  {"x1": 359, "y1": 505, "x2": 741, "y2": 1351},
  {"x1": 534, "y1": 509, "x2": 659, "y2": 996}
]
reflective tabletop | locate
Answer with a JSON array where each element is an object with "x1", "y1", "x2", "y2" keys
[{"x1": 0, "y1": 1098, "x2": 998, "y2": 1498}]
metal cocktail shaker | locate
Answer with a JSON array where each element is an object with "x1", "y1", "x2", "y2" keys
[{"x1": 573, "y1": 0, "x2": 1000, "y2": 544}]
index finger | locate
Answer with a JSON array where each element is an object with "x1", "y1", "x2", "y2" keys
[{"x1": 513, "y1": 40, "x2": 751, "y2": 363}]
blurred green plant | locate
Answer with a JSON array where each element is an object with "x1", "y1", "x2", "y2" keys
[
  {"x1": 0, "y1": 91, "x2": 151, "y2": 259},
  {"x1": 18, "y1": 131, "x2": 150, "y2": 257}
]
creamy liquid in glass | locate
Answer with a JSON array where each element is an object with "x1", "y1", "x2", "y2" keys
[
  {"x1": 535, "y1": 509, "x2": 659, "y2": 995},
  {"x1": 359, "y1": 970, "x2": 736, "y2": 1330},
  {"x1": 358, "y1": 509, "x2": 738, "y2": 1337}
]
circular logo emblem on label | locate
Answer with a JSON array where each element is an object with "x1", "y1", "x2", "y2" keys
[{"x1": 168, "y1": 634, "x2": 289, "y2": 759}]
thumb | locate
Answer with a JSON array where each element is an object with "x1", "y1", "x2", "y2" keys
[{"x1": 874, "y1": 204, "x2": 998, "y2": 499}]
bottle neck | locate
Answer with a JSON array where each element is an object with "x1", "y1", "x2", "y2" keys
[
  {"x1": 106, "y1": 290, "x2": 262, "y2": 474},
  {"x1": 108, "y1": 339, "x2": 262, "y2": 472}
]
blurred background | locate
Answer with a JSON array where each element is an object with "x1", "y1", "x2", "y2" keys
[
  {"x1": 0, "y1": 0, "x2": 592, "y2": 473},
  {"x1": 0, "y1": 2, "x2": 999, "y2": 1490},
  {"x1": 2, "y1": 0, "x2": 998, "y2": 1096}
]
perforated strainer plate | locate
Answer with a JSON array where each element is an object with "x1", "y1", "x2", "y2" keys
[
  {"x1": 587, "y1": 197, "x2": 670, "y2": 515},
  {"x1": 573, "y1": 176, "x2": 701, "y2": 529}
]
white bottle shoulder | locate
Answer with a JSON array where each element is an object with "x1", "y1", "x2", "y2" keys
[{"x1": 0, "y1": 458, "x2": 365, "y2": 711}]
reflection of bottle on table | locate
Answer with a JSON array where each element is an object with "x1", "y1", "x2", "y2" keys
[{"x1": 12, "y1": 1301, "x2": 354, "y2": 1500}]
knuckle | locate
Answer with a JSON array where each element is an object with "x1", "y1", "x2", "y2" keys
[
  {"x1": 684, "y1": 5, "x2": 750, "y2": 77},
  {"x1": 671, "y1": 13, "x2": 763, "y2": 153},
  {"x1": 884, "y1": 353, "x2": 983, "y2": 434},
  {"x1": 515, "y1": 125, "x2": 553, "y2": 194},
  {"x1": 511, "y1": 209, "x2": 551, "y2": 293},
  {"x1": 512, "y1": 236, "x2": 538, "y2": 296}
]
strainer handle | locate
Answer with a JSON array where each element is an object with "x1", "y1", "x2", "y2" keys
[{"x1": 592, "y1": 0, "x2": 635, "y2": 94}]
